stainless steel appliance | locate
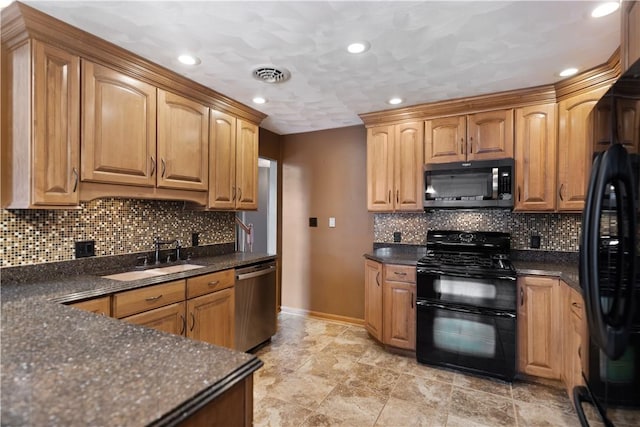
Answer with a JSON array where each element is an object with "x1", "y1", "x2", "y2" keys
[
  {"x1": 423, "y1": 158, "x2": 514, "y2": 209},
  {"x1": 575, "y1": 58, "x2": 640, "y2": 426},
  {"x1": 416, "y1": 230, "x2": 517, "y2": 381},
  {"x1": 235, "y1": 260, "x2": 277, "y2": 352}
]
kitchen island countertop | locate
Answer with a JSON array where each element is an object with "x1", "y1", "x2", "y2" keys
[{"x1": 1, "y1": 252, "x2": 276, "y2": 426}]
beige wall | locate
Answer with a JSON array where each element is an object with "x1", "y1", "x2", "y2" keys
[{"x1": 281, "y1": 125, "x2": 373, "y2": 321}]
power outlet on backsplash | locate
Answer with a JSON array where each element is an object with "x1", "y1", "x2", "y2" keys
[
  {"x1": 530, "y1": 235, "x2": 541, "y2": 249},
  {"x1": 393, "y1": 232, "x2": 402, "y2": 243},
  {"x1": 75, "y1": 240, "x2": 96, "y2": 258}
]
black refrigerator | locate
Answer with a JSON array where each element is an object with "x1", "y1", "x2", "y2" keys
[{"x1": 576, "y1": 59, "x2": 640, "y2": 426}]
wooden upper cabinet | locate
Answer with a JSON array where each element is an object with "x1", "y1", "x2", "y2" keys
[
  {"x1": 621, "y1": 1, "x2": 640, "y2": 73},
  {"x1": 367, "y1": 126, "x2": 395, "y2": 211},
  {"x1": 209, "y1": 110, "x2": 237, "y2": 209},
  {"x1": 424, "y1": 116, "x2": 466, "y2": 163},
  {"x1": 367, "y1": 122, "x2": 423, "y2": 212},
  {"x1": 467, "y1": 109, "x2": 514, "y2": 161},
  {"x1": 557, "y1": 86, "x2": 610, "y2": 211},
  {"x1": 424, "y1": 109, "x2": 513, "y2": 164},
  {"x1": 617, "y1": 98, "x2": 640, "y2": 154},
  {"x1": 514, "y1": 103, "x2": 557, "y2": 211},
  {"x1": 2, "y1": 39, "x2": 80, "y2": 208},
  {"x1": 157, "y1": 89, "x2": 209, "y2": 191},
  {"x1": 394, "y1": 123, "x2": 424, "y2": 211},
  {"x1": 81, "y1": 60, "x2": 156, "y2": 187},
  {"x1": 208, "y1": 113, "x2": 258, "y2": 210},
  {"x1": 235, "y1": 119, "x2": 259, "y2": 210},
  {"x1": 518, "y1": 276, "x2": 562, "y2": 379}
]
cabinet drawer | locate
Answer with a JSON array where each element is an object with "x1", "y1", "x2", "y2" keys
[
  {"x1": 70, "y1": 296, "x2": 111, "y2": 316},
  {"x1": 384, "y1": 264, "x2": 416, "y2": 283},
  {"x1": 569, "y1": 288, "x2": 584, "y2": 319},
  {"x1": 113, "y1": 280, "x2": 186, "y2": 318},
  {"x1": 186, "y1": 269, "x2": 235, "y2": 299}
]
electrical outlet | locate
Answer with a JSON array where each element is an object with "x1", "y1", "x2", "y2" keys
[
  {"x1": 530, "y1": 235, "x2": 541, "y2": 249},
  {"x1": 309, "y1": 217, "x2": 318, "y2": 227},
  {"x1": 192, "y1": 232, "x2": 199, "y2": 247},
  {"x1": 393, "y1": 232, "x2": 402, "y2": 243},
  {"x1": 75, "y1": 240, "x2": 95, "y2": 258}
]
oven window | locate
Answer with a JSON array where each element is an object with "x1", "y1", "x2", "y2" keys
[
  {"x1": 433, "y1": 316, "x2": 496, "y2": 358},
  {"x1": 418, "y1": 274, "x2": 516, "y2": 311},
  {"x1": 436, "y1": 276, "x2": 497, "y2": 300}
]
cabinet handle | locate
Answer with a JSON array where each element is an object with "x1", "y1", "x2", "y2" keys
[
  {"x1": 150, "y1": 156, "x2": 156, "y2": 176},
  {"x1": 208, "y1": 280, "x2": 220, "y2": 287},
  {"x1": 237, "y1": 187, "x2": 242, "y2": 201},
  {"x1": 559, "y1": 183, "x2": 564, "y2": 201},
  {"x1": 375, "y1": 271, "x2": 380, "y2": 287},
  {"x1": 520, "y1": 287, "x2": 524, "y2": 306},
  {"x1": 411, "y1": 292, "x2": 414, "y2": 309},
  {"x1": 232, "y1": 186, "x2": 236, "y2": 201},
  {"x1": 469, "y1": 137, "x2": 473, "y2": 154},
  {"x1": 572, "y1": 302, "x2": 582, "y2": 309},
  {"x1": 388, "y1": 190, "x2": 391, "y2": 204},
  {"x1": 460, "y1": 138, "x2": 464, "y2": 154},
  {"x1": 518, "y1": 186, "x2": 521, "y2": 202},
  {"x1": 72, "y1": 168, "x2": 79, "y2": 192},
  {"x1": 145, "y1": 294, "x2": 163, "y2": 302},
  {"x1": 394, "y1": 271, "x2": 407, "y2": 276},
  {"x1": 190, "y1": 312, "x2": 196, "y2": 331},
  {"x1": 161, "y1": 158, "x2": 166, "y2": 178},
  {"x1": 396, "y1": 189, "x2": 399, "y2": 204},
  {"x1": 578, "y1": 347, "x2": 581, "y2": 359},
  {"x1": 179, "y1": 314, "x2": 186, "y2": 335}
]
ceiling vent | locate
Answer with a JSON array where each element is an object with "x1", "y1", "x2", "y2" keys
[{"x1": 252, "y1": 66, "x2": 291, "y2": 84}]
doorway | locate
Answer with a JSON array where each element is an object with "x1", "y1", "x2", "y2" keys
[{"x1": 236, "y1": 157, "x2": 277, "y2": 253}]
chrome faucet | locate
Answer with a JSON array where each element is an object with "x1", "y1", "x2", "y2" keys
[{"x1": 153, "y1": 237, "x2": 178, "y2": 265}]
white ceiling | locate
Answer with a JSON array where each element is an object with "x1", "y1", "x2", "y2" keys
[{"x1": 24, "y1": 1, "x2": 620, "y2": 135}]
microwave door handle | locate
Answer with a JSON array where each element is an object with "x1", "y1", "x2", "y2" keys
[{"x1": 492, "y1": 167, "x2": 498, "y2": 200}]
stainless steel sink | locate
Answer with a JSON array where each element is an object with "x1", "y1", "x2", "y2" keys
[{"x1": 102, "y1": 264, "x2": 205, "y2": 281}]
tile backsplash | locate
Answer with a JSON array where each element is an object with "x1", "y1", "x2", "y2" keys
[
  {"x1": 374, "y1": 210, "x2": 582, "y2": 252},
  {"x1": 1, "y1": 199, "x2": 235, "y2": 267}
]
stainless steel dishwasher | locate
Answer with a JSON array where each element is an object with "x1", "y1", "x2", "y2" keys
[{"x1": 235, "y1": 260, "x2": 277, "y2": 352}]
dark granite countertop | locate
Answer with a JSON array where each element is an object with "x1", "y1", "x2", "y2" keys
[
  {"x1": 1, "y1": 252, "x2": 275, "y2": 426},
  {"x1": 364, "y1": 246, "x2": 581, "y2": 293}
]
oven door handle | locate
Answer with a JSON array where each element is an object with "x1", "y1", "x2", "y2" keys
[
  {"x1": 417, "y1": 268, "x2": 516, "y2": 282},
  {"x1": 416, "y1": 300, "x2": 516, "y2": 318}
]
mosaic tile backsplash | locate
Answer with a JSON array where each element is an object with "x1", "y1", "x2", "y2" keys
[
  {"x1": 1, "y1": 199, "x2": 235, "y2": 267},
  {"x1": 374, "y1": 210, "x2": 583, "y2": 252}
]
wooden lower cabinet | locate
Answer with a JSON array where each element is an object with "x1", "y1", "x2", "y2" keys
[
  {"x1": 517, "y1": 276, "x2": 562, "y2": 379},
  {"x1": 187, "y1": 287, "x2": 235, "y2": 348},
  {"x1": 70, "y1": 296, "x2": 111, "y2": 316},
  {"x1": 364, "y1": 260, "x2": 384, "y2": 341},
  {"x1": 562, "y1": 284, "x2": 589, "y2": 402},
  {"x1": 122, "y1": 301, "x2": 186, "y2": 335},
  {"x1": 383, "y1": 280, "x2": 416, "y2": 350}
]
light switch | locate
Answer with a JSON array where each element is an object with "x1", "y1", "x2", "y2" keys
[{"x1": 329, "y1": 217, "x2": 336, "y2": 228}]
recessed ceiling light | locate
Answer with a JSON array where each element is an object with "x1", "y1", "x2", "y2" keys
[
  {"x1": 0, "y1": 0, "x2": 14, "y2": 9},
  {"x1": 388, "y1": 97, "x2": 403, "y2": 105},
  {"x1": 252, "y1": 97, "x2": 267, "y2": 105},
  {"x1": 559, "y1": 67, "x2": 579, "y2": 77},
  {"x1": 347, "y1": 42, "x2": 370, "y2": 54},
  {"x1": 177, "y1": 54, "x2": 200, "y2": 65},
  {"x1": 591, "y1": 2, "x2": 619, "y2": 18}
]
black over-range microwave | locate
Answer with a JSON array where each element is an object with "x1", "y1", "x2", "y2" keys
[{"x1": 423, "y1": 158, "x2": 514, "y2": 209}]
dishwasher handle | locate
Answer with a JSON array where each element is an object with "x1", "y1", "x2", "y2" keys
[{"x1": 236, "y1": 264, "x2": 276, "y2": 281}]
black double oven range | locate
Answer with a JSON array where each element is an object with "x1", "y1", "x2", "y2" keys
[{"x1": 416, "y1": 230, "x2": 517, "y2": 381}]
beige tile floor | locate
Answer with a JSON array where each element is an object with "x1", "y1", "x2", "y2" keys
[{"x1": 252, "y1": 312, "x2": 584, "y2": 427}]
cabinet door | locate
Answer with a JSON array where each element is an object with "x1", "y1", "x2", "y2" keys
[
  {"x1": 517, "y1": 276, "x2": 561, "y2": 379},
  {"x1": 70, "y1": 296, "x2": 111, "y2": 316},
  {"x1": 82, "y1": 61, "x2": 156, "y2": 187},
  {"x1": 467, "y1": 109, "x2": 514, "y2": 161},
  {"x1": 235, "y1": 119, "x2": 258, "y2": 210},
  {"x1": 618, "y1": 98, "x2": 640, "y2": 154},
  {"x1": 209, "y1": 110, "x2": 237, "y2": 209},
  {"x1": 424, "y1": 116, "x2": 466, "y2": 164},
  {"x1": 157, "y1": 89, "x2": 209, "y2": 191},
  {"x1": 187, "y1": 287, "x2": 235, "y2": 349},
  {"x1": 394, "y1": 122, "x2": 424, "y2": 211},
  {"x1": 383, "y1": 280, "x2": 416, "y2": 350},
  {"x1": 514, "y1": 104, "x2": 557, "y2": 211},
  {"x1": 367, "y1": 126, "x2": 395, "y2": 211},
  {"x1": 622, "y1": 1, "x2": 640, "y2": 73},
  {"x1": 364, "y1": 260, "x2": 383, "y2": 341},
  {"x1": 122, "y1": 301, "x2": 186, "y2": 336},
  {"x1": 32, "y1": 41, "x2": 80, "y2": 205},
  {"x1": 557, "y1": 86, "x2": 610, "y2": 211}
]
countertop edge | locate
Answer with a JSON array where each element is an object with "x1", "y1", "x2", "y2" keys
[{"x1": 151, "y1": 357, "x2": 264, "y2": 427}]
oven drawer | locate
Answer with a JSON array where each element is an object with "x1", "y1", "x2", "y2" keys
[{"x1": 384, "y1": 264, "x2": 416, "y2": 283}]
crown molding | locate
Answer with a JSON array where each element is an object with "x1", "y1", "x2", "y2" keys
[
  {"x1": 1, "y1": 2, "x2": 267, "y2": 125},
  {"x1": 554, "y1": 48, "x2": 620, "y2": 101}
]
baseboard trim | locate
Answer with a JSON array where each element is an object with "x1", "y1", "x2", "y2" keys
[{"x1": 280, "y1": 306, "x2": 365, "y2": 327}]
